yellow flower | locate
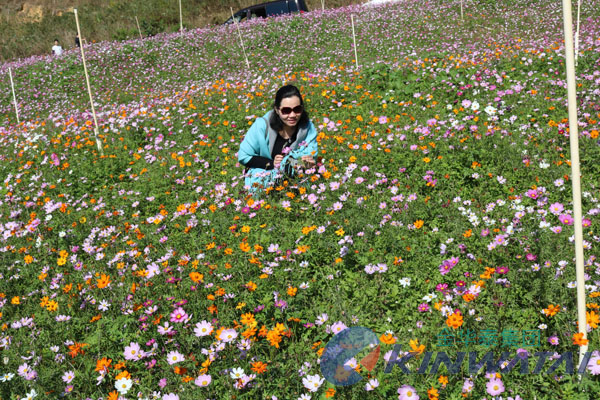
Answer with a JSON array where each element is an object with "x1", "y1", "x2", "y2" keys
[
  {"x1": 414, "y1": 220, "x2": 424, "y2": 229},
  {"x1": 11, "y1": 296, "x2": 20, "y2": 305},
  {"x1": 335, "y1": 228, "x2": 345, "y2": 236}
]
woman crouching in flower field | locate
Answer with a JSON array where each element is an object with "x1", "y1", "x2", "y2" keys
[{"x1": 238, "y1": 84, "x2": 318, "y2": 192}]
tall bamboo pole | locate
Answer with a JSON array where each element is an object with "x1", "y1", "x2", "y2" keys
[
  {"x1": 560, "y1": 0, "x2": 587, "y2": 368},
  {"x1": 574, "y1": 0, "x2": 582, "y2": 66},
  {"x1": 135, "y1": 16, "x2": 143, "y2": 40},
  {"x1": 179, "y1": 0, "x2": 183, "y2": 32},
  {"x1": 351, "y1": 15, "x2": 359, "y2": 70},
  {"x1": 8, "y1": 67, "x2": 20, "y2": 125},
  {"x1": 231, "y1": 7, "x2": 250, "y2": 71},
  {"x1": 74, "y1": 9, "x2": 104, "y2": 156}
]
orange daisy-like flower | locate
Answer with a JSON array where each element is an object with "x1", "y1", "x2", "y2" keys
[
  {"x1": 572, "y1": 332, "x2": 589, "y2": 346},
  {"x1": 380, "y1": 333, "x2": 396, "y2": 345},
  {"x1": 587, "y1": 311, "x2": 599, "y2": 329},
  {"x1": 251, "y1": 361, "x2": 267, "y2": 374},
  {"x1": 325, "y1": 388, "x2": 336, "y2": 398},
  {"x1": 409, "y1": 339, "x2": 425, "y2": 355},
  {"x1": 428, "y1": 387, "x2": 439, "y2": 399},
  {"x1": 446, "y1": 312, "x2": 463, "y2": 329},
  {"x1": 96, "y1": 273, "x2": 111, "y2": 289},
  {"x1": 189, "y1": 272, "x2": 204, "y2": 283},
  {"x1": 95, "y1": 357, "x2": 112, "y2": 373},
  {"x1": 543, "y1": 304, "x2": 560, "y2": 317}
]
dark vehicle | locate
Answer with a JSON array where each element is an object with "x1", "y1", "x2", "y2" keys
[{"x1": 224, "y1": 0, "x2": 308, "y2": 24}]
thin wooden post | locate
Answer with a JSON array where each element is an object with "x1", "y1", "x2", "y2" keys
[
  {"x1": 74, "y1": 9, "x2": 104, "y2": 156},
  {"x1": 179, "y1": 0, "x2": 183, "y2": 33},
  {"x1": 135, "y1": 16, "x2": 143, "y2": 40},
  {"x1": 575, "y1": 0, "x2": 582, "y2": 66},
  {"x1": 351, "y1": 15, "x2": 359, "y2": 70},
  {"x1": 8, "y1": 67, "x2": 20, "y2": 125},
  {"x1": 231, "y1": 7, "x2": 250, "y2": 71},
  {"x1": 321, "y1": 0, "x2": 325, "y2": 11},
  {"x1": 460, "y1": 0, "x2": 464, "y2": 21},
  {"x1": 560, "y1": 0, "x2": 587, "y2": 369}
]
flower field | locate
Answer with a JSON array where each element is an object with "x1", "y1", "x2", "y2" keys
[{"x1": 1, "y1": 0, "x2": 600, "y2": 398}]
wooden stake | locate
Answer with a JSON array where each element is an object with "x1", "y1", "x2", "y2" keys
[
  {"x1": 74, "y1": 9, "x2": 104, "y2": 156},
  {"x1": 460, "y1": 0, "x2": 464, "y2": 21},
  {"x1": 351, "y1": 15, "x2": 359, "y2": 70},
  {"x1": 575, "y1": 0, "x2": 581, "y2": 66},
  {"x1": 560, "y1": 0, "x2": 587, "y2": 369},
  {"x1": 179, "y1": 0, "x2": 183, "y2": 33},
  {"x1": 8, "y1": 67, "x2": 20, "y2": 125},
  {"x1": 135, "y1": 16, "x2": 143, "y2": 40},
  {"x1": 231, "y1": 7, "x2": 250, "y2": 71},
  {"x1": 321, "y1": 0, "x2": 325, "y2": 11}
]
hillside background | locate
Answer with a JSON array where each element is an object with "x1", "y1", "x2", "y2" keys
[{"x1": 0, "y1": 0, "x2": 362, "y2": 61}]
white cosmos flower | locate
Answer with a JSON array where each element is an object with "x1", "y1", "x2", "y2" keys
[{"x1": 115, "y1": 377, "x2": 133, "y2": 394}]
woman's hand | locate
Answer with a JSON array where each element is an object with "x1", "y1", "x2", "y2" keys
[
  {"x1": 300, "y1": 156, "x2": 315, "y2": 168},
  {"x1": 273, "y1": 154, "x2": 284, "y2": 168}
]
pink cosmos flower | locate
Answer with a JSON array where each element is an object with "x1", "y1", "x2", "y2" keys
[
  {"x1": 166, "y1": 350, "x2": 184, "y2": 365},
  {"x1": 398, "y1": 385, "x2": 419, "y2": 400},
  {"x1": 587, "y1": 354, "x2": 600, "y2": 375},
  {"x1": 486, "y1": 378, "x2": 505, "y2": 396},
  {"x1": 558, "y1": 214, "x2": 574, "y2": 225},
  {"x1": 170, "y1": 307, "x2": 189, "y2": 323},
  {"x1": 124, "y1": 342, "x2": 143, "y2": 361},
  {"x1": 195, "y1": 374, "x2": 212, "y2": 387},
  {"x1": 330, "y1": 321, "x2": 348, "y2": 335}
]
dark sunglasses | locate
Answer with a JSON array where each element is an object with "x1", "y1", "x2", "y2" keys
[{"x1": 279, "y1": 105, "x2": 303, "y2": 115}]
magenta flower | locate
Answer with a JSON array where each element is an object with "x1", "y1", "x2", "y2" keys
[
  {"x1": 418, "y1": 303, "x2": 430, "y2": 312},
  {"x1": 558, "y1": 214, "x2": 574, "y2": 225},
  {"x1": 170, "y1": 307, "x2": 189, "y2": 323}
]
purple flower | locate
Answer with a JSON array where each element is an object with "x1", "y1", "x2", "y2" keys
[{"x1": 274, "y1": 299, "x2": 288, "y2": 311}]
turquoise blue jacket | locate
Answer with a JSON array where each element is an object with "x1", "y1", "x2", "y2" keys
[{"x1": 238, "y1": 110, "x2": 318, "y2": 190}]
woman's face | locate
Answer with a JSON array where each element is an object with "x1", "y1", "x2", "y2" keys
[{"x1": 275, "y1": 96, "x2": 303, "y2": 128}]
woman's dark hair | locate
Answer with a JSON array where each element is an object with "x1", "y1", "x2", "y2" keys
[{"x1": 269, "y1": 84, "x2": 309, "y2": 132}]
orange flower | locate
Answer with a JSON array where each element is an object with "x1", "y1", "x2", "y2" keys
[
  {"x1": 573, "y1": 332, "x2": 589, "y2": 346},
  {"x1": 173, "y1": 366, "x2": 187, "y2": 375},
  {"x1": 115, "y1": 370, "x2": 130, "y2": 380},
  {"x1": 325, "y1": 388, "x2": 336, "y2": 398},
  {"x1": 409, "y1": 339, "x2": 425, "y2": 355},
  {"x1": 446, "y1": 312, "x2": 463, "y2": 329},
  {"x1": 287, "y1": 286, "x2": 298, "y2": 297},
  {"x1": 239, "y1": 242, "x2": 251, "y2": 252},
  {"x1": 107, "y1": 391, "x2": 119, "y2": 400},
  {"x1": 96, "y1": 273, "x2": 111, "y2": 289},
  {"x1": 240, "y1": 313, "x2": 256, "y2": 327},
  {"x1": 189, "y1": 272, "x2": 204, "y2": 283},
  {"x1": 380, "y1": 333, "x2": 396, "y2": 345},
  {"x1": 245, "y1": 281, "x2": 257, "y2": 291},
  {"x1": 543, "y1": 304, "x2": 560, "y2": 317},
  {"x1": 428, "y1": 387, "x2": 439, "y2": 399},
  {"x1": 251, "y1": 361, "x2": 267, "y2": 374},
  {"x1": 587, "y1": 311, "x2": 599, "y2": 329},
  {"x1": 414, "y1": 220, "x2": 424, "y2": 229},
  {"x1": 95, "y1": 357, "x2": 112, "y2": 372},
  {"x1": 438, "y1": 375, "x2": 448, "y2": 387},
  {"x1": 267, "y1": 330, "x2": 282, "y2": 348}
]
